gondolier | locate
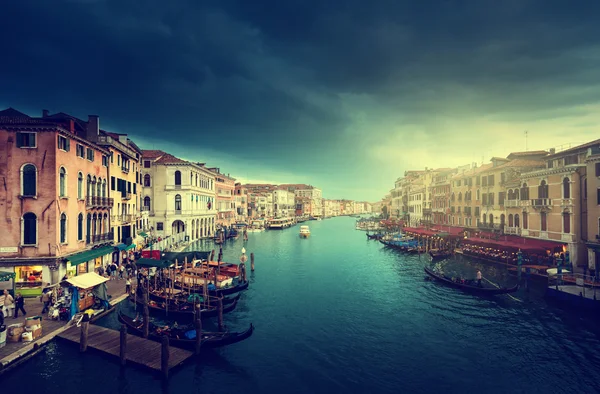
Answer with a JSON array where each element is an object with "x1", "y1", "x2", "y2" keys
[{"x1": 476, "y1": 270, "x2": 482, "y2": 287}]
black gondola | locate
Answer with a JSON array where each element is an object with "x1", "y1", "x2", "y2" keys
[
  {"x1": 118, "y1": 312, "x2": 254, "y2": 349},
  {"x1": 424, "y1": 267, "x2": 519, "y2": 295},
  {"x1": 130, "y1": 295, "x2": 239, "y2": 321},
  {"x1": 429, "y1": 250, "x2": 453, "y2": 261},
  {"x1": 172, "y1": 279, "x2": 249, "y2": 296},
  {"x1": 148, "y1": 291, "x2": 240, "y2": 306}
]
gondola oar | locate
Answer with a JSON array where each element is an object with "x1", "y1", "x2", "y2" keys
[{"x1": 483, "y1": 277, "x2": 521, "y2": 302}]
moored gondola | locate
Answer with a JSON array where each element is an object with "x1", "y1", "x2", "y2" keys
[
  {"x1": 424, "y1": 267, "x2": 519, "y2": 295},
  {"x1": 130, "y1": 294, "x2": 239, "y2": 321},
  {"x1": 118, "y1": 311, "x2": 254, "y2": 349},
  {"x1": 429, "y1": 249, "x2": 453, "y2": 261},
  {"x1": 172, "y1": 278, "x2": 249, "y2": 296},
  {"x1": 148, "y1": 290, "x2": 240, "y2": 306}
]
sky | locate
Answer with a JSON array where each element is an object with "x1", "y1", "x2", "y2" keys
[{"x1": 1, "y1": 0, "x2": 600, "y2": 202}]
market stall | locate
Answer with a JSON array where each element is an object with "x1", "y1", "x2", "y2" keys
[{"x1": 61, "y1": 272, "x2": 110, "y2": 320}]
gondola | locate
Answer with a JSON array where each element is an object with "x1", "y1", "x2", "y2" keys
[
  {"x1": 172, "y1": 279, "x2": 250, "y2": 296},
  {"x1": 148, "y1": 290, "x2": 241, "y2": 306},
  {"x1": 429, "y1": 250, "x2": 453, "y2": 261},
  {"x1": 130, "y1": 294, "x2": 239, "y2": 321},
  {"x1": 118, "y1": 312, "x2": 254, "y2": 349},
  {"x1": 424, "y1": 267, "x2": 519, "y2": 295},
  {"x1": 366, "y1": 233, "x2": 382, "y2": 240}
]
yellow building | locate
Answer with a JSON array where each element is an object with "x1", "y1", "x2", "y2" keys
[{"x1": 584, "y1": 141, "x2": 600, "y2": 271}]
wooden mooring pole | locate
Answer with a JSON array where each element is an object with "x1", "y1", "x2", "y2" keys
[
  {"x1": 143, "y1": 290, "x2": 150, "y2": 339},
  {"x1": 195, "y1": 317, "x2": 202, "y2": 356},
  {"x1": 251, "y1": 252, "x2": 255, "y2": 271},
  {"x1": 120, "y1": 324, "x2": 127, "y2": 366},
  {"x1": 210, "y1": 249, "x2": 215, "y2": 262},
  {"x1": 161, "y1": 335, "x2": 170, "y2": 379},
  {"x1": 218, "y1": 295, "x2": 224, "y2": 331},
  {"x1": 80, "y1": 320, "x2": 89, "y2": 352}
]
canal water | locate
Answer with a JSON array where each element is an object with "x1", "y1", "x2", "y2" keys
[{"x1": 3, "y1": 217, "x2": 600, "y2": 393}]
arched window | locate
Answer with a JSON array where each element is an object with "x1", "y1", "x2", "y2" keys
[
  {"x1": 521, "y1": 183, "x2": 529, "y2": 200},
  {"x1": 500, "y1": 214, "x2": 505, "y2": 227},
  {"x1": 541, "y1": 211, "x2": 547, "y2": 231},
  {"x1": 458, "y1": 192, "x2": 462, "y2": 201},
  {"x1": 87, "y1": 175, "x2": 92, "y2": 198},
  {"x1": 102, "y1": 179, "x2": 106, "y2": 197},
  {"x1": 59, "y1": 167, "x2": 67, "y2": 197},
  {"x1": 482, "y1": 214, "x2": 487, "y2": 224},
  {"x1": 78, "y1": 213, "x2": 83, "y2": 241},
  {"x1": 144, "y1": 196, "x2": 151, "y2": 211},
  {"x1": 563, "y1": 178, "x2": 570, "y2": 198},
  {"x1": 514, "y1": 189, "x2": 520, "y2": 200},
  {"x1": 507, "y1": 189, "x2": 513, "y2": 200},
  {"x1": 92, "y1": 176, "x2": 97, "y2": 197},
  {"x1": 174, "y1": 171, "x2": 181, "y2": 186},
  {"x1": 476, "y1": 189, "x2": 480, "y2": 200},
  {"x1": 451, "y1": 193, "x2": 455, "y2": 202},
  {"x1": 489, "y1": 214, "x2": 494, "y2": 225},
  {"x1": 508, "y1": 214, "x2": 514, "y2": 227},
  {"x1": 195, "y1": 174, "x2": 198, "y2": 186},
  {"x1": 96, "y1": 177, "x2": 102, "y2": 197},
  {"x1": 78, "y1": 173, "x2": 83, "y2": 199},
  {"x1": 175, "y1": 194, "x2": 182, "y2": 211},
  {"x1": 22, "y1": 212, "x2": 37, "y2": 245},
  {"x1": 522, "y1": 212, "x2": 528, "y2": 229},
  {"x1": 538, "y1": 180, "x2": 548, "y2": 199},
  {"x1": 515, "y1": 214, "x2": 520, "y2": 227},
  {"x1": 144, "y1": 174, "x2": 151, "y2": 187},
  {"x1": 86, "y1": 214, "x2": 91, "y2": 243},
  {"x1": 21, "y1": 164, "x2": 37, "y2": 197},
  {"x1": 563, "y1": 211, "x2": 570, "y2": 233},
  {"x1": 60, "y1": 213, "x2": 67, "y2": 243}
]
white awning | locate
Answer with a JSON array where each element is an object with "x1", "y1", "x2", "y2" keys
[{"x1": 65, "y1": 272, "x2": 109, "y2": 289}]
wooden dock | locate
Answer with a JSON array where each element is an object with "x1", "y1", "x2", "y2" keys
[{"x1": 57, "y1": 324, "x2": 193, "y2": 372}]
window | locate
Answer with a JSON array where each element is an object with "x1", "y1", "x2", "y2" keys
[
  {"x1": 144, "y1": 174, "x2": 151, "y2": 187},
  {"x1": 175, "y1": 194, "x2": 182, "y2": 211},
  {"x1": 175, "y1": 171, "x2": 181, "y2": 185},
  {"x1": 584, "y1": 179, "x2": 587, "y2": 200},
  {"x1": 111, "y1": 176, "x2": 116, "y2": 191},
  {"x1": 538, "y1": 180, "x2": 548, "y2": 199},
  {"x1": 22, "y1": 212, "x2": 37, "y2": 245},
  {"x1": 102, "y1": 155, "x2": 109, "y2": 167},
  {"x1": 78, "y1": 172, "x2": 83, "y2": 199},
  {"x1": 117, "y1": 155, "x2": 121, "y2": 166},
  {"x1": 498, "y1": 192, "x2": 505, "y2": 206},
  {"x1": 144, "y1": 196, "x2": 151, "y2": 211},
  {"x1": 78, "y1": 213, "x2": 83, "y2": 241},
  {"x1": 564, "y1": 155, "x2": 578, "y2": 165},
  {"x1": 59, "y1": 167, "x2": 67, "y2": 197},
  {"x1": 508, "y1": 214, "x2": 513, "y2": 227},
  {"x1": 87, "y1": 175, "x2": 92, "y2": 197},
  {"x1": 563, "y1": 212, "x2": 570, "y2": 233},
  {"x1": 520, "y1": 183, "x2": 529, "y2": 200},
  {"x1": 21, "y1": 164, "x2": 37, "y2": 197},
  {"x1": 515, "y1": 214, "x2": 520, "y2": 227},
  {"x1": 144, "y1": 160, "x2": 151, "y2": 168},
  {"x1": 58, "y1": 135, "x2": 70, "y2": 151},
  {"x1": 522, "y1": 212, "x2": 528, "y2": 229},
  {"x1": 157, "y1": 222, "x2": 164, "y2": 231},
  {"x1": 563, "y1": 178, "x2": 570, "y2": 198},
  {"x1": 86, "y1": 148, "x2": 95, "y2": 161},
  {"x1": 76, "y1": 144, "x2": 85, "y2": 158},
  {"x1": 16, "y1": 132, "x2": 36, "y2": 148},
  {"x1": 596, "y1": 162, "x2": 600, "y2": 177},
  {"x1": 476, "y1": 189, "x2": 480, "y2": 201},
  {"x1": 60, "y1": 213, "x2": 67, "y2": 243},
  {"x1": 541, "y1": 212, "x2": 547, "y2": 231},
  {"x1": 597, "y1": 188, "x2": 600, "y2": 205}
]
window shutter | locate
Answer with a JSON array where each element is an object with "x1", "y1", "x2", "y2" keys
[
  {"x1": 29, "y1": 134, "x2": 36, "y2": 147},
  {"x1": 16, "y1": 133, "x2": 23, "y2": 147},
  {"x1": 66, "y1": 138, "x2": 71, "y2": 152}
]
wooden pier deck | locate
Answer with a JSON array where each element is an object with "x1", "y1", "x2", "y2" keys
[{"x1": 57, "y1": 325, "x2": 193, "y2": 372}]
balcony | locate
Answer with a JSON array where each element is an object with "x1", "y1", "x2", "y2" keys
[
  {"x1": 519, "y1": 199, "x2": 531, "y2": 207},
  {"x1": 121, "y1": 166, "x2": 130, "y2": 174},
  {"x1": 504, "y1": 226, "x2": 520, "y2": 235},
  {"x1": 531, "y1": 198, "x2": 550, "y2": 208},
  {"x1": 85, "y1": 196, "x2": 114, "y2": 208},
  {"x1": 477, "y1": 223, "x2": 503, "y2": 231},
  {"x1": 558, "y1": 198, "x2": 574, "y2": 208},
  {"x1": 122, "y1": 192, "x2": 132, "y2": 200},
  {"x1": 561, "y1": 233, "x2": 575, "y2": 242},
  {"x1": 504, "y1": 200, "x2": 519, "y2": 208},
  {"x1": 86, "y1": 231, "x2": 114, "y2": 245},
  {"x1": 111, "y1": 214, "x2": 134, "y2": 223}
]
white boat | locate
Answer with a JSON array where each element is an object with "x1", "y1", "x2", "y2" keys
[
  {"x1": 299, "y1": 225, "x2": 311, "y2": 238},
  {"x1": 247, "y1": 220, "x2": 265, "y2": 232},
  {"x1": 268, "y1": 217, "x2": 295, "y2": 229}
]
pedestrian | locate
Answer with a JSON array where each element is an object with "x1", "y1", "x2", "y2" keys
[
  {"x1": 119, "y1": 264, "x2": 125, "y2": 280},
  {"x1": 125, "y1": 278, "x2": 131, "y2": 294},
  {"x1": 14, "y1": 293, "x2": 26, "y2": 318},
  {"x1": 98, "y1": 265, "x2": 105, "y2": 277},
  {"x1": 476, "y1": 270, "x2": 482, "y2": 287},
  {"x1": 2, "y1": 289, "x2": 14, "y2": 318},
  {"x1": 40, "y1": 290, "x2": 51, "y2": 314}
]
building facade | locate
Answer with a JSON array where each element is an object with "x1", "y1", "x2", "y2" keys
[
  {"x1": 141, "y1": 150, "x2": 216, "y2": 242},
  {"x1": 210, "y1": 168, "x2": 236, "y2": 227}
]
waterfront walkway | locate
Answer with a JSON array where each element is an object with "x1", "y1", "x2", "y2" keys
[{"x1": 0, "y1": 279, "x2": 127, "y2": 372}]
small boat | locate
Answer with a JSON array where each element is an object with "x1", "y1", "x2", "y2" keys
[
  {"x1": 172, "y1": 278, "x2": 250, "y2": 296},
  {"x1": 424, "y1": 267, "x2": 519, "y2": 295},
  {"x1": 429, "y1": 249, "x2": 453, "y2": 261},
  {"x1": 148, "y1": 289, "x2": 241, "y2": 306},
  {"x1": 130, "y1": 293, "x2": 239, "y2": 321},
  {"x1": 118, "y1": 312, "x2": 254, "y2": 349},
  {"x1": 299, "y1": 225, "x2": 310, "y2": 238}
]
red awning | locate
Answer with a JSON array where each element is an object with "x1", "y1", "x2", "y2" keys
[{"x1": 463, "y1": 235, "x2": 566, "y2": 254}]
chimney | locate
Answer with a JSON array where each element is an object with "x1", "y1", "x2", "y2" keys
[
  {"x1": 87, "y1": 115, "x2": 99, "y2": 142},
  {"x1": 42, "y1": 109, "x2": 49, "y2": 118},
  {"x1": 549, "y1": 148, "x2": 556, "y2": 154},
  {"x1": 69, "y1": 119, "x2": 75, "y2": 133}
]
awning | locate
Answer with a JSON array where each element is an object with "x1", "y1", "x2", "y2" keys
[
  {"x1": 64, "y1": 272, "x2": 108, "y2": 289},
  {"x1": 136, "y1": 258, "x2": 173, "y2": 269},
  {"x1": 116, "y1": 243, "x2": 136, "y2": 251},
  {"x1": 65, "y1": 246, "x2": 114, "y2": 266},
  {"x1": 138, "y1": 232, "x2": 148, "y2": 238},
  {"x1": 0, "y1": 271, "x2": 15, "y2": 281},
  {"x1": 160, "y1": 251, "x2": 211, "y2": 263}
]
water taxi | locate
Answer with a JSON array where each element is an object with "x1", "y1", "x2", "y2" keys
[
  {"x1": 299, "y1": 225, "x2": 311, "y2": 238},
  {"x1": 268, "y1": 217, "x2": 295, "y2": 229}
]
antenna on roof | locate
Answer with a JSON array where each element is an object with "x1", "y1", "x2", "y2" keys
[{"x1": 524, "y1": 130, "x2": 528, "y2": 151}]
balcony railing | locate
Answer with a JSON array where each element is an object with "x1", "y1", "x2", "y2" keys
[
  {"x1": 531, "y1": 198, "x2": 550, "y2": 208},
  {"x1": 86, "y1": 231, "x2": 114, "y2": 245},
  {"x1": 85, "y1": 196, "x2": 114, "y2": 208},
  {"x1": 504, "y1": 200, "x2": 519, "y2": 207},
  {"x1": 558, "y1": 198, "x2": 574, "y2": 207},
  {"x1": 561, "y1": 233, "x2": 575, "y2": 242},
  {"x1": 477, "y1": 223, "x2": 503, "y2": 230},
  {"x1": 111, "y1": 214, "x2": 134, "y2": 223},
  {"x1": 504, "y1": 226, "x2": 520, "y2": 235},
  {"x1": 122, "y1": 192, "x2": 132, "y2": 200},
  {"x1": 121, "y1": 166, "x2": 130, "y2": 173}
]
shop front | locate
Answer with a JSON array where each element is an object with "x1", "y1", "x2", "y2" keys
[
  {"x1": 65, "y1": 246, "x2": 114, "y2": 277},
  {"x1": 0, "y1": 270, "x2": 16, "y2": 295}
]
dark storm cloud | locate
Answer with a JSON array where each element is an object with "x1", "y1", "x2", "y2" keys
[{"x1": 1, "y1": 0, "x2": 600, "y2": 200}]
